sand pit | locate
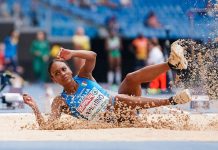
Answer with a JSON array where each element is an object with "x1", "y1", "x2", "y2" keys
[{"x1": 1, "y1": 113, "x2": 218, "y2": 141}]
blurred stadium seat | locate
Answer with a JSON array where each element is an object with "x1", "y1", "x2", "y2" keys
[{"x1": 4, "y1": 0, "x2": 217, "y2": 39}]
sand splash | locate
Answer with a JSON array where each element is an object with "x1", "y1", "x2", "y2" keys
[
  {"x1": 21, "y1": 105, "x2": 218, "y2": 131},
  {"x1": 174, "y1": 39, "x2": 217, "y2": 100}
]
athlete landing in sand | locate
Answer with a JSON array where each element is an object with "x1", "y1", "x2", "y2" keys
[{"x1": 23, "y1": 40, "x2": 192, "y2": 129}]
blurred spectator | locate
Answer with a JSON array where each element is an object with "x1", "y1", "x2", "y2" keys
[
  {"x1": 0, "y1": 0, "x2": 10, "y2": 18},
  {"x1": 0, "y1": 42, "x2": 5, "y2": 72},
  {"x1": 188, "y1": 0, "x2": 215, "y2": 18},
  {"x1": 144, "y1": 11, "x2": 162, "y2": 29},
  {"x1": 72, "y1": 27, "x2": 90, "y2": 50},
  {"x1": 131, "y1": 34, "x2": 149, "y2": 70},
  {"x1": 29, "y1": 0, "x2": 39, "y2": 27},
  {"x1": 4, "y1": 30, "x2": 19, "y2": 72},
  {"x1": 120, "y1": 0, "x2": 132, "y2": 7},
  {"x1": 215, "y1": 37, "x2": 218, "y2": 43},
  {"x1": 147, "y1": 38, "x2": 164, "y2": 65},
  {"x1": 206, "y1": 0, "x2": 214, "y2": 9},
  {"x1": 147, "y1": 38, "x2": 166, "y2": 93},
  {"x1": 205, "y1": 0, "x2": 214, "y2": 16},
  {"x1": 68, "y1": 0, "x2": 77, "y2": 4},
  {"x1": 72, "y1": 27, "x2": 91, "y2": 75},
  {"x1": 105, "y1": 30, "x2": 122, "y2": 85},
  {"x1": 215, "y1": 1, "x2": 218, "y2": 11},
  {"x1": 98, "y1": 0, "x2": 118, "y2": 9},
  {"x1": 30, "y1": 31, "x2": 50, "y2": 83},
  {"x1": 105, "y1": 15, "x2": 120, "y2": 33},
  {"x1": 68, "y1": 0, "x2": 80, "y2": 7},
  {"x1": 79, "y1": 0, "x2": 92, "y2": 9},
  {"x1": 98, "y1": 26, "x2": 109, "y2": 38},
  {"x1": 29, "y1": 8, "x2": 39, "y2": 27},
  {"x1": 69, "y1": 0, "x2": 96, "y2": 10},
  {"x1": 11, "y1": 2, "x2": 25, "y2": 29}
]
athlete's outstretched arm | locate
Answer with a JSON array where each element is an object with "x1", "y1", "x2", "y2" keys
[
  {"x1": 23, "y1": 94, "x2": 64, "y2": 129},
  {"x1": 56, "y1": 48, "x2": 97, "y2": 79}
]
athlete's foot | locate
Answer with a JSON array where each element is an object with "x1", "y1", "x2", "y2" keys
[
  {"x1": 169, "y1": 89, "x2": 192, "y2": 105},
  {"x1": 168, "y1": 40, "x2": 188, "y2": 70}
]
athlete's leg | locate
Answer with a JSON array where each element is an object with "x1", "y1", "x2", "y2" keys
[
  {"x1": 111, "y1": 93, "x2": 169, "y2": 123},
  {"x1": 118, "y1": 40, "x2": 188, "y2": 96},
  {"x1": 115, "y1": 94, "x2": 170, "y2": 109},
  {"x1": 118, "y1": 63, "x2": 170, "y2": 96},
  {"x1": 114, "y1": 89, "x2": 191, "y2": 110}
]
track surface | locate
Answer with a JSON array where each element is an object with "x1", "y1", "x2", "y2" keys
[{"x1": 0, "y1": 141, "x2": 218, "y2": 150}]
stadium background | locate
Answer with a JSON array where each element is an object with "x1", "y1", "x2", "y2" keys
[
  {"x1": 0, "y1": 1, "x2": 218, "y2": 149},
  {"x1": 0, "y1": 0, "x2": 217, "y2": 83}
]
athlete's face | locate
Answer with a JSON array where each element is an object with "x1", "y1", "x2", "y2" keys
[{"x1": 50, "y1": 61, "x2": 73, "y2": 86}]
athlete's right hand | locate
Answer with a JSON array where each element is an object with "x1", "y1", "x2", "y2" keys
[
  {"x1": 56, "y1": 47, "x2": 73, "y2": 60},
  {"x1": 23, "y1": 94, "x2": 37, "y2": 108}
]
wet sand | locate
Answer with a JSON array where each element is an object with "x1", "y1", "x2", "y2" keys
[{"x1": 1, "y1": 113, "x2": 218, "y2": 141}]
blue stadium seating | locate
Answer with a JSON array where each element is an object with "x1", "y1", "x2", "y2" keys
[{"x1": 5, "y1": 0, "x2": 217, "y2": 39}]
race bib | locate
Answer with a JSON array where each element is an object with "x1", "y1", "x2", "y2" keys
[{"x1": 77, "y1": 87, "x2": 109, "y2": 120}]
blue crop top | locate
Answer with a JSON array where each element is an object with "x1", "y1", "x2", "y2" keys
[{"x1": 61, "y1": 76, "x2": 110, "y2": 120}]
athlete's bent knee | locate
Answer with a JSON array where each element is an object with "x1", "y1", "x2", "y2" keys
[{"x1": 124, "y1": 73, "x2": 135, "y2": 83}]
